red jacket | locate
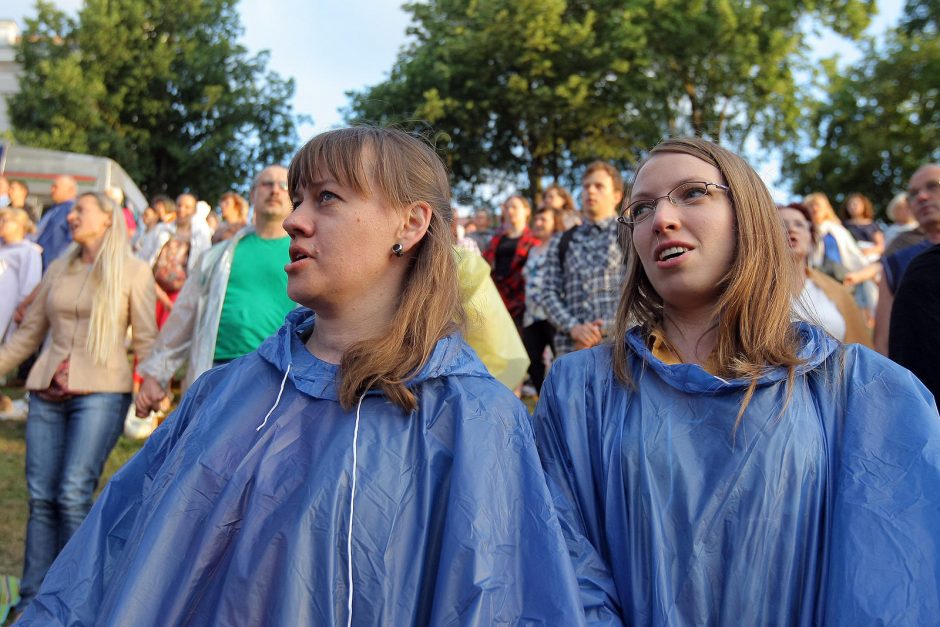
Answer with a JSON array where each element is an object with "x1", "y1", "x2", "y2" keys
[{"x1": 482, "y1": 228, "x2": 541, "y2": 322}]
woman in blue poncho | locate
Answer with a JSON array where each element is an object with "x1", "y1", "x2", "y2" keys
[
  {"x1": 18, "y1": 127, "x2": 591, "y2": 626},
  {"x1": 533, "y1": 137, "x2": 940, "y2": 626}
]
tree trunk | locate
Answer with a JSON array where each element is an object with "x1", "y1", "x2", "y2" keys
[
  {"x1": 685, "y1": 81, "x2": 702, "y2": 136},
  {"x1": 527, "y1": 157, "x2": 544, "y2": 209}
]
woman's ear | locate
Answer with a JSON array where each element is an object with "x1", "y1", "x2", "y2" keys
[{"x1": 398, "y1": 201, "x2": 433, "y2": 252}]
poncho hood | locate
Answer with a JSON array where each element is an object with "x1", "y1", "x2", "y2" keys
[
  {"x1": 625, "y1": 321, "x2": 838, "y2": 394},
  {"x1": 256, "y1": 307, "x2": 491, "y2": 402}
]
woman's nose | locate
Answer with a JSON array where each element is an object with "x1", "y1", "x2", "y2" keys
[
  {"x1": 650, "y1": 199, "x2": 680, "y2": 233},
  {"x1": 282, "y1": 208, "x2": 311, "y2": 236}
]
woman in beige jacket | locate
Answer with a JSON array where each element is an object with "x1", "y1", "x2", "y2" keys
[{"x1": 0, "y1": 192, "x2": 156, "y2": 615}]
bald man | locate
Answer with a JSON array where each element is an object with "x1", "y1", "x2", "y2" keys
[
  {"x1": 874, "y1": 163, "x2": 940, "y2": 356},
  {"x1": 33, "y1": 175, "x2": 79, "y2": 271}
]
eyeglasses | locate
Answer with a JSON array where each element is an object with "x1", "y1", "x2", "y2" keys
[
  {"x1": 780, "y1": 219, "x2": 812, "y2": 231},
  {"x1": 618, "y1": 181, "x2": 730, "y2": 226},
  {"x1": 258, "y1": 180, "x2": 288, "y2": 191},
  {"x1": 907, "y1": 180, "x2": 940, "y2": 199}
]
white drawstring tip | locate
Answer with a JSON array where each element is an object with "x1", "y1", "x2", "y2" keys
[
  {"x1": 347, "y1": 393, "x2": 365, "y2": 627},
  {"x1": 256, "y1": 363, "x2": 291, "y2": 431}
]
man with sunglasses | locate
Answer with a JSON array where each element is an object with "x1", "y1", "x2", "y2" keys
[{"x1": 136, "y1": 166, "x2": 297, "y2": 417}]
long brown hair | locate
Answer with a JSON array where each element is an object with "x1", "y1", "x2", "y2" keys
[
  {"x1": 612, "y1": 137, "x2": 803, "y2": 425},
  {"x1": 542, "y1": 184, "x2": 576, "y2": 212},
  {"x1": 288, "y1": 126, "x2": 463, "y2": 411}
]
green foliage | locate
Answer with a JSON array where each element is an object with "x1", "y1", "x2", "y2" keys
[
  {"x1": 900, "y1": 0, "x2": 939, "y2": 36},
  {"x1": 783, "y1": 1, "x2": 939, "y2": 213},
  {"x1": 349, "y1": 0, "x2": 646, "y2": 200},
  {"x1": 346, "y1": 0, "x2": 873, "y2": 202},
  {"x1": 8, "y1": 0, "x2": 300, "y2": 200}
]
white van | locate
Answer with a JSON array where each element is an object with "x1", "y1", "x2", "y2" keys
[{"x1": 0, "y1": 143, "x2": 148, "y2": 214}]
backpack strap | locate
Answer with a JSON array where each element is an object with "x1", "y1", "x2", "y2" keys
[{"x1": 557, "y1": 227, "x2": 576, "y2": 269}]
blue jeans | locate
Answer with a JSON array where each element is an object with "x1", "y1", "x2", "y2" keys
[{"x1": 17, "y1": 392, "x2": 131, "y2": 610}]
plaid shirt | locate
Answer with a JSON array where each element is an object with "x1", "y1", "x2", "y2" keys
[{"x1": 541, "y1": 216, "x2": 626, "y2": 355}]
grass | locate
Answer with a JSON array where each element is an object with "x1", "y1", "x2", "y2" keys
[{"x1": 0, "y1": 391, "x2": 145, "y2": 580}]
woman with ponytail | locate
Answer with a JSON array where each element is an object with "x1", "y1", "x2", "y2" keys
[
  {"x1": 0, "y1": 192, "x2": 156, "y2": 615},
  {"x1": 18, "y1": 127, "x2": 591, "y2": 626}
]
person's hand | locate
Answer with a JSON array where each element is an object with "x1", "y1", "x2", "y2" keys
[
  {"x1": 14, "y1": 286, "x2": 40, "y2": 323},
  {"x1": 136, "y1": 376, "x2": 168, "y2": 417},
  {"x1": 13, "y1": 301, "x2": 29, "y2": 324},
  {"x1": 843, "y1": 271, "x2": 862, "y2": 287},
  {"x1": 570, "y1": 321, "x2": 603, "y2": 350}
]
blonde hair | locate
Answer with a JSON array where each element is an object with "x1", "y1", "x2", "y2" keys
[
  {"x1": 803, "y1": 192, "x2": 839, "y2": 224},
  {"x1": 64, "y1": 192, "x2": 129, "y2": 365},
  {"x1": 288, "y1": 126, "x2": 463, "y2": 411},
  {"x1": 612, "y1": 137, "x2": 803, "y2": 425},
  {"x1": 0, "y1": 208, "x2": 36, "y2": 235}
]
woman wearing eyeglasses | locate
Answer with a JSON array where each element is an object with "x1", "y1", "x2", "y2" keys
[
  {"x1": 778, "y1": 202, "x2": 871, "y2": 346},
  {"x1": 533, "y1": 137, "x2": 940, "y2": 624}
]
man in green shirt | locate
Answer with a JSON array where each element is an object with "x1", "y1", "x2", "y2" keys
[{"x1": 136, "y1": 165, "x2": 296, "y2": 414}]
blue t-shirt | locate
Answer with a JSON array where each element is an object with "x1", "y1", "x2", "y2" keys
[{"x1": 822, "y1": 233, "x2": 842, "y2": 265}]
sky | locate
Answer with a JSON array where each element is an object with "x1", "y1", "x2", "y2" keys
[{"x1": 5, "y1": 0, "x2": 905, "y2": 201}]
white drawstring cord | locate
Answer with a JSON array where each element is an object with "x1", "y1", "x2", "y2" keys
[
  {"x1": 256, "y1": 364, "x2": 291, "y2": 431},
  {"x1": 346, "y1": 393, "x2": 365, "y2": 627}
]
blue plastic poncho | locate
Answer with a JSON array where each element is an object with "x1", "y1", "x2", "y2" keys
[
  {"x1": 534, "y1": 322, "x2": 940, "y2": 626},
  {"x1": 20, "y1": 308, "x2": 589, "y2": 626}
]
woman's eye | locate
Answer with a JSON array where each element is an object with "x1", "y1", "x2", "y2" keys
[
  {"x1": 679, "y1": 184, "x2": 708, "y2": 201},
  {"x1": 318, "y1": 191, "x2": 337, "y2": 203},
  {"x1": 632, "y1": 202, "x2": 655, "y2": 217}
]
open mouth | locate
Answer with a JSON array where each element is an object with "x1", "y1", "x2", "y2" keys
[
  {"x1": 658, "y1": 246, "x2": 689, "y2": 261},
  {"x1": 288, "y1": 244, "x2": 313, "y2": 263}
]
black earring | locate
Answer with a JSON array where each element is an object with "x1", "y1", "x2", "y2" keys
[{"x1": 392, "y1": 243, "x2": 404, "y2": 257}]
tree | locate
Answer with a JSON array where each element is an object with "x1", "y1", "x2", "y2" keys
[
  {"x1": 346, "y1": 0, "x2": 874, "y2": 203},
  {"x1": 8, "y1": 0, "x2": 300, "y2": 200},
  {"x1": 347, "y1": 0, "x2": 650, "y2": 203},
  {"x1": 782, "y1": 0, "x2": 939, "y2": 212}
]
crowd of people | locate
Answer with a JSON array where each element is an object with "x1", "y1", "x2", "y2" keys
[{"x1": 0, "y1": 128, "x2": 937, "y2": 625}]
